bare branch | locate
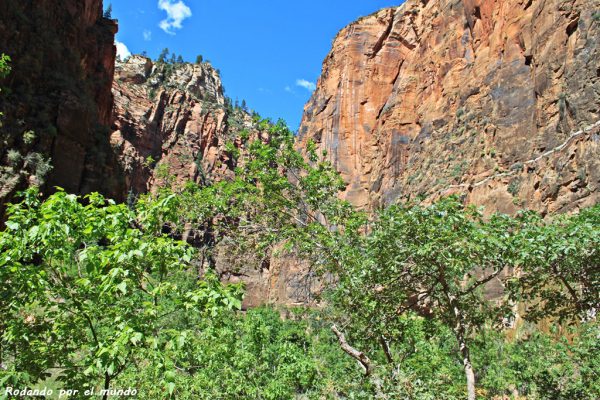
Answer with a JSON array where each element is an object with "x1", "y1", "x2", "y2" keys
[{"x1": 331, "y1": 325, "x2": 372, "y2": 376}]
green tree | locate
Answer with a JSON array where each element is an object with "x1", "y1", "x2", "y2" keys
[
  {"x1": 103, "y1": 4, "x2": 113, "y2": 19},
  {"x1": 195, "y1": 55, "x2": 203, "y2": 64},
  {"x1": 0, "y1": 53, "x2": 10, "y2": 100},
  {"x1": 510, "y1": 205, "x2": 600, "y2": 322},
  {"x1": 157, "y1": 48, "x2": 169, "y2": 63},
  {"x1": 317, "y1": 198, "x2": 518, "y2": 399},
  {"x1": 116, "y1": 307, "x2": 363, "y2": 399},
  {"x1": 143, "y1": 118, "x2": 348, "y2": 278},
  {"x1": 0, "y1": 189, "x2": 242, "y2": 397}
]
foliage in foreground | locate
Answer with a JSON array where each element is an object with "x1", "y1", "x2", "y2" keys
[
  {"x1": 316, "y1": 198, "x2": 599, "y2": 399},
  {"x1": 0, "y1": 189, "x2": 242, "y2": 396},
  {"x1": 118, "y1": 308, "x2": 600, "y2": 400},
  {"x1": 1, "y1": 187, "x2": 598, "y2": 399}
]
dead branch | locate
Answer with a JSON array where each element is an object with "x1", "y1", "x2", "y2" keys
[{"x1": 331, "y1": 325, "x2": 372, "y2": 376}]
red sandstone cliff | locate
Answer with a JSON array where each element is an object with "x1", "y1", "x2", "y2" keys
[
  {"x1": 0, "y1": 0, "x2": 121, "y2": 211},
  {"x1": 111, "y1": 56, "x2": 241, "y2": 194},
  {"x1": 298, "y1": 0, "x2": 600, "y2": 215},
  {"x1": 111, "y1": 56, "x2": 312, "y2": 307}
]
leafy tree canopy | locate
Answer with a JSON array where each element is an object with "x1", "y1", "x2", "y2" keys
[{"x1": 0, "y1": 189, "x2": 242, "y2": 396}]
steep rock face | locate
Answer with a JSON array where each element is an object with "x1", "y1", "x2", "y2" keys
[
  {"x1": 112, "y1": 57, "x2": 314, "y2": 308},
  {"x1": 0, "y1": 0, "x2": 121, "y2": 211},
  {"x1": 111, "y1": 56, "x2": 244, "y2": 194},
  {"x1": 298, "y1": 0, "x2": 600, "y2": 214}
]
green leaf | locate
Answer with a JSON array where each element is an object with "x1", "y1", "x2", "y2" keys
[
  {"x1": 116, "y1": 281, "x2": 127, "y2": 294},
  {"x1": 166, "y1": 382, "x2": 175, "y2": 396},
  {"x1": 5, "y1": 221, "x2": 19, "y2": 230}
]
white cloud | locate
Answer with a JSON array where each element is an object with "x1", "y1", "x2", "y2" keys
[
  {"x1": 158, "y1": 0, "x2": 192, "y2": 35},
  {"x1": 284, "y1": 86, "x2": 294, "y2": 94},
  {"x1": 143, "y1": 30, "x2": 152, "y2": 41},
  {"x1": 115, "y1": 41, "x2": 131, "y2": 60},
  {"x1": 296, "y1": 79, "x2": 316, "y2": 92}
]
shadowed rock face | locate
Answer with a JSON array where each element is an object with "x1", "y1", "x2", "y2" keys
[
  {"x1": 298, "y1": 0, "x2": 600, "y2": 215},
  {"x1": 0, "y1": 0, "x2": 121, "y2": 211}
]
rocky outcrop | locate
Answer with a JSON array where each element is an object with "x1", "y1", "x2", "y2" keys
[
  {"x1": 112, "y1": 56, "x2": 306, "y2": 308},
  {"x1": 0, "y1": 0, "x2": 121, "y2": 212},
  {"x1": 111, "y1": 56, "x2": 249, "y2": 194},
  {"x1": 216, "y1": 247, "x2": 323, "y2": 309},
  {"x1": 111, "y1": 57, "x2": 330, "y2": 308},
  {"x1": 298, "y1": 0, "x2": 600, "y2": 215}
]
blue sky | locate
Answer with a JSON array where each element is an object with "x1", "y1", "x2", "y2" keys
[{"x1": 111, "y1": 0, "x2": 403, "y2": 130}]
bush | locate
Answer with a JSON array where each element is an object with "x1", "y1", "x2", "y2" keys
[
  {"x1": 0, "y1": 189, "x2": 243, "y2": 394},
  {"x1": 6, "y1": 149, "x2": 21, "y2": 166},
  {"x1": 22, "y1": 130, "x2": 36, "y2": 145},
  {"x1": 508, "y1": 178, "x2": 521, "y2": 196},
  {"x1": 0, "y1": 53, "x2": 11, "y2": 79}
]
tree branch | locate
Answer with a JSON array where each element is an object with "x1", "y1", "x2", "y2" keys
[
  {"x1": 331, "y1": 325, "x2": 372, "y2": 376},
  {"x1": 379, "y1": 335, "x2": 394, "y2": 364}
]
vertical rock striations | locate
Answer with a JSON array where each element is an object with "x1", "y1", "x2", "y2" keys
[
  {"x1": 0, "y1": 0, "x2": 121, "y2": 211},
  {"x1": 298, "y1": 0, "x2": 600, "y2": 214}
]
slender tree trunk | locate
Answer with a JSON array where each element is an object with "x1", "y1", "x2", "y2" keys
[
  {"x1": 331, "y1": 325, "x2": 372, "y2": 376},
  {"x1": 331, "y1": 326, "x2": 388, "y2": 398},
  {"x1": 379, "y1": 335, "x2": 394, "y2": 364},
  {"x1": 102, "y1": 373, "x2": 111, "y2": 400},
  {"x1": 456, "y1": 329, "x2": 476, "y2": 400},
  {"x1": 439, "y1": 271, "x2": 477, "y2": 400},
  {"x1": 450, "y1": 302, "x2": 476, "y2": 400}
]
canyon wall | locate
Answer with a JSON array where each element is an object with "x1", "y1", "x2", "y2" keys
[
  {"x1": 2, "y1": 0, "x2": 597, "y2": 307},
  {"x1": 112, "y1": 56, "x2": 315, "y2": 308},
  {"x1": 0, "y1": 0, "x2": 121, "y2": 211},
  {"x1": 298, "y1": 0, "x2": 600, "y2": 215},
  {"x1": 112, "y1": 56, "x2": 236, "y2": 194}
]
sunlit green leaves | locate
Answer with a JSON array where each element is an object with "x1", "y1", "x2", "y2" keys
[
  {"x1": 0, "y1": 188, "x2": 241, "y2": 392},
  {"x1": 0, "y1": 53, "x2": 10, "y2": 80},
  {"x1": 510, "y1": 204, "x2": 600, "y2": 322}
]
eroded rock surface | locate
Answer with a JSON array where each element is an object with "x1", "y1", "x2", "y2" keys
[
  {"x1": 111, "y1": 56, "x2": 252, "y2": 194},
  {"x1": 0, "y1": 0, "x2": 120, "y2": 212},
  {"x1": 112, "y1": 56, "x2": 295, "y2": 308},
  {"x1": 298, "y1": 0, "x2": 600, "y2": 215}
]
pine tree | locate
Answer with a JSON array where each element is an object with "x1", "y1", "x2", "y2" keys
[
  {"x1": 103, "y1": 4, "x2": 112, "y2": 19},
  {"x1": 157, "y1": 48, "x2": 169, "y2": 63}
]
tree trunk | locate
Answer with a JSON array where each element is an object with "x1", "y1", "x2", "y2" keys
[
  {"x1": 102, "y1": 373, "x2": 111, "y2": 400},
  {"x1": 379, "y1": 335, "x2": 394, "y2": 364},
  {"x1": 439, "y1": 271, "x2": 477, "y2": 400},
  {"x1": 457, "y1": 331, "x2": 476, "y2": 400}
]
